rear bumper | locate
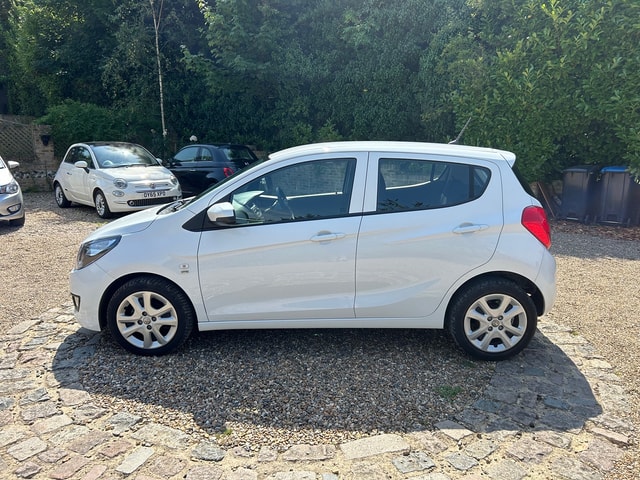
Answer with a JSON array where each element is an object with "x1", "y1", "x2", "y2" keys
[{"x1": 535, "y1": 250, "x2": 557, "y2": 315}]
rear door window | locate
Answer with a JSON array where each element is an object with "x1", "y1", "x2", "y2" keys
[{"x1": 377, "y1": 158, "x2": 491, "y2": 212}]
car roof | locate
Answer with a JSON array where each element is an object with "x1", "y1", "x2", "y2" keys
[
  {"x1": 269, "y1": 141, "x2": 516, "y2": 166},
  {"x1": 179, "y1": 144, "x2": 252, "y2": 149},
  {"x1": 72, "y1": 141, "x2": 142, "y2": 147},
  {"x1": 67, "y1": 141, "x2": 150, "y2": 152}
]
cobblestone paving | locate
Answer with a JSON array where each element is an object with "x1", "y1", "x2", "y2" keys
[{"x1": 0, "y1": 305, "x2": 636, "y2": 480}]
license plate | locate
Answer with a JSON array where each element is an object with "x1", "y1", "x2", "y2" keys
[{"x1": 143, "y1": 191, "x2": 167, "y2": 198}]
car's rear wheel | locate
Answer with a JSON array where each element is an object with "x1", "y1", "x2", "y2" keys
[
  {"x1": 94, "y1": 190, "x2": 113, "y2": 218},
  {"x1": 106, "y1": 276, "x2": 195, "y2": 356},
  {"x1": 447, "y1": 277, "x2": 537, "y2": 361},
  {"x1": 54, "y1": 183, "x2": 71, "y2": 208}
]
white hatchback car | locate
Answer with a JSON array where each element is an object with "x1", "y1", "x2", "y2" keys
[
  {"x1": 0, "y1": 154, "x2": 25, "y2": 226},
  {"x1": 53, "y1": 142, "x2": 181, "y2": 218},
  {"x1": 70, "y1": 141, "x2": 556, "y2": 360}
]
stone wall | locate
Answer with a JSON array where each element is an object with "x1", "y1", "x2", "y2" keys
[{"x1": 0, "y1": 115, "x2": 55, "y2": 192}]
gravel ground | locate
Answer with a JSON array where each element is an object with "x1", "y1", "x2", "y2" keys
[{"x1": 1, "y1": 192, "x2": 639, "y2": 475}]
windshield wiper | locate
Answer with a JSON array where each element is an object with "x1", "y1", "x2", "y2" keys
[{"x1": 159, "y1": 199, "x2": 186, "y2": 214}]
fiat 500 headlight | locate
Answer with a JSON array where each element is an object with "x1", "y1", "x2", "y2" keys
[
  {"x1": 76, "y1": 236, "x2": 121, "y2": 269},
  {"x1": 113, "y1": 178, "x2": 128, "y2": 189}
]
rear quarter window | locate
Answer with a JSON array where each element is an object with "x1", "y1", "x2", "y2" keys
[{"x1": 512, "y1": 164, "x2": 536, "y2": 196}]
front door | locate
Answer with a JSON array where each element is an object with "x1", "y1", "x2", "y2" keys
[
  {"x1": 66, "y1": 146, "x2": 94, "y2": 203},
  {"x1": 197, "y1": 155, "x2": 365, "y2": 323}
]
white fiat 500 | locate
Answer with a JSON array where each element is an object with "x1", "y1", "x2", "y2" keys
[
  {"x1": 70, "y1": 141, "x2": 556, "y2": 360},
  {"x1": 53, "y1": 142, "x2": 181, "y2": 218}
]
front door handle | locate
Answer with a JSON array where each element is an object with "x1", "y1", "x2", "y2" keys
[{"x1": 310, "y1": 232, "x2": 346, "y2": 242}]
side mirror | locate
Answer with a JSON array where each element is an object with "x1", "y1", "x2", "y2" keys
[
  {"x1": 74, "y1": 160, "x2": 88, "y2": 169},
  {"x1": 7, "y1": 160, "x2": 20, "y2": 169},
  {"x1": 207, "y1": 202, "x2": 236, "y2": 225}
]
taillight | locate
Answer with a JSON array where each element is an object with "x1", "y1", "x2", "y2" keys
[
  {"x1": 223, "y1": 167, "x2": 234, "y2": 177},
  {"x1": 521, "y1": 206, "x2": 551, "y2": 249}
]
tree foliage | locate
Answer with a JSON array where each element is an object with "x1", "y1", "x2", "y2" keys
[
  {"x1": 2, "y1": 0, "x2": 638, "y2": 179},
  {"x1": 445, "y1": 0, "x2": 640, "y2": 180}
]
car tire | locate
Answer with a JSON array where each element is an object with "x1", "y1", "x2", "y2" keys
[
  {"x1": 106, "y1": 276, "x2": 195, "y2": 356},
  {"x1": 94, "y1": 190, "x2": 113, "y2": 218},
  {"x1": 54, "y1": 183, "x2": 71, "y2": 208},
  {"x1": 447, "y1": 277, "x2": 537, "y2": 361}
]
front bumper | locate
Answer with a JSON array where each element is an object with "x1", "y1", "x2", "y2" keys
[
  {"x1": 0, "y1": 191, "x2": 24, "y2": 221},
  {"x1": 70, "y1": 262, "x2": 114, "y2": 331},
  {"x1": 108, "y1": 189, "x2": 181, "y2": 213}
]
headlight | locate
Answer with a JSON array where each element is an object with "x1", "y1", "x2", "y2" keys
[
  {"x1": 113, "y1": 178, "x2": 128, "y2": 189},
  {"x1": 0, "y1": 181, "x2": 19, "y2": 194},
  {"x1": 170, "y1": 176, "x2": 178, "y2": 186},
  {"x1": 76, "y1": 236, "x2": 121, "y2": 270}
]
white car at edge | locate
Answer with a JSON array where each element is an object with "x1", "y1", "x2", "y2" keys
[
  {"x1": 0, "y1": 154, "x2": 25, "y2": 226},
  {"x1": 69, "y1": 141, "x2": 556, "y2": 360},
  {"x1": 53, "y1": 142, "x2": 181, "y2": 218}
]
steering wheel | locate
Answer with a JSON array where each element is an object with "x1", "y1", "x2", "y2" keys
[
  {"x1": 233, "y1": 198, "x2": 262, "y2": 222},
  {"x1": 276, "y1": 187, "x2": 295, "y2": 220}
]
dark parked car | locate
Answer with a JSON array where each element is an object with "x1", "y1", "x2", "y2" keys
[{"x1": 165, "y1": 144, "x2": 260, "y2": 196}]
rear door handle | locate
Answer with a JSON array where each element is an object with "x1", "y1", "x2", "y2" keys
[{"x1": 453, "y1": 223, "x2": 489, "y2": 234}]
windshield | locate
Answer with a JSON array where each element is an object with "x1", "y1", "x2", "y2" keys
[{"x1": 91, "y1": 144, "x2": 160, "y2": 168}]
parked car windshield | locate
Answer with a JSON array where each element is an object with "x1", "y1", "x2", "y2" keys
[
  {"x1": 92, "y1": 144, "x2": 160, "y2": 168},
  {"x1": 219, "y1": 145, "x2": 258, "y2": 163},
  {"x1": 169, "y1": 158, "x2": 267, "y2": 212}
]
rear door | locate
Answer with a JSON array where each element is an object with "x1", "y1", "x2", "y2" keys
[{"x1": 355, "y1": 153, "x2": 503, "y2": 319}]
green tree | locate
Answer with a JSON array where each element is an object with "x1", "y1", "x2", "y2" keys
[
  {"x1": 102, "y1": 0, "x2": 211, "y2": 154},
  {"x1": 39, "y1": 100, "x2": 126, "y2": 156},
  {"x1": 444, "y1": 0, "x2": 640, "y2": 180},
  {"x1": 196, "y1": 0, "x2": 467, "y2": 151},
  {"x1": 9, "y1": 0, "x2": 115, "y2": 115}
]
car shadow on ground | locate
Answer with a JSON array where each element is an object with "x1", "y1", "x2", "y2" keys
[
  {"x1": 454, "y1": 327, "x2": 603, "y2": 437},
  {"x1": 51, "y1": 325, "x2": 601, "y2": 446}
]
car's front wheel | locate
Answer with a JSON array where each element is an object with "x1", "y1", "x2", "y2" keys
[
  {"x1": 54, "y1": 183, "x2": 71, "y2": 208},
  {"x1": 94, "y1": 190, "x2": 113, "y2": 218},
  {"x1": 106, "y1": 276, "x2": 195, "y2": 355},
  {"x1": 447, "y1": 277, "x2": 537, "y2": 361}
]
